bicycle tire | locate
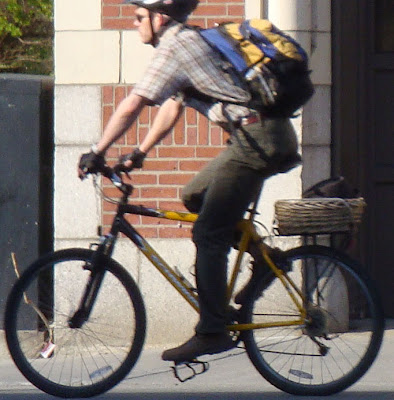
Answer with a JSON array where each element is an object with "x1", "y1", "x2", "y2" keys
[
  {"x1": 241, "y1": 245, "x2": 384, "y2": 396},
  {"x1": 5, "y1": 248, "x2": 146, "y2": 398}
]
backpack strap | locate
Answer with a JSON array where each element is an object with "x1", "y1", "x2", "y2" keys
[{"x1": 200, "y1": 25, "x2": 248, "y2": 73}]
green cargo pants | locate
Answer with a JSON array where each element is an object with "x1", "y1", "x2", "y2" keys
[{"x1": 182, "y1": 117, "x2": 299, "y2": 334}]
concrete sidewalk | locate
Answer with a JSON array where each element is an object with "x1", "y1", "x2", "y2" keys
[{"x1": 0, "y1": 325, "x2": 393, "y2": 399}]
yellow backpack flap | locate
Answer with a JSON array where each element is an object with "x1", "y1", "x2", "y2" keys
[
  {"x1": 199, "y1": 19, "x2": 314, "y2": 117},
  {"x1": 218, "y1": 19, "x2": 305, "y2": 69},
  {"x1": 247, "y1": 19, "x2": 304, "y2": 62}
]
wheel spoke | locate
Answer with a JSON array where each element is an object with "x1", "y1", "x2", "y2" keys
[
  {"x1": 5, "y1": 249, "x2": 146, "y2": 398},
  {"x1": 242, "y1": 245, "x2": 384, "y2": 396}
]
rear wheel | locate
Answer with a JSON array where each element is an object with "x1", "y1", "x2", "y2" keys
[
  {"x1": 241, "y1": 245, "x2": 384, "y2": 396},
  {"x1": 5, "y1": 248, "x2": 146, "y2": 398}
]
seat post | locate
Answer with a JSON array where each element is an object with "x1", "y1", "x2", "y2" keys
[{"x1": 247, "y1": 180, "x2": 265, "y2": 220}]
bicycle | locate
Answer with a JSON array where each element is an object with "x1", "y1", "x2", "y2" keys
[{"x1": 4, "y1": 164, "x2": 384, "y2": 398}]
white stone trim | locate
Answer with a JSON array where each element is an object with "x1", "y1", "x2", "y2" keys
[
  {"x1": 245, "y1": 0, "x2": 263, "y2": 18},
  {"x1": 265, "y1": 0, "x2": 332, "y2": 191},
  {"x1": 54, "y1": 146, "x2": 101, "y2": 239},
  {"x1": 310, "y1": 32, "x2": 332, "y2": 85},
  {"x1": 121, "y1": 31, "x2": 155, "y2": 84},
  {"x1": 55, "y1": 0, "x2": 101, "y2": 31},
  {"x1": 268, "y1": 0, "x2": 312, "y2": 30},
  {"x1": 55, "y1": 85, "x2": 102, "y2": 145},
  {"x1": 55, "y1": 31, "x2": 120, "y2": 84}
]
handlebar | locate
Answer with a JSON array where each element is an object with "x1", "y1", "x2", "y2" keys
[{"x1": 98, "y1": 164, "x2": 134, "y2": 197}]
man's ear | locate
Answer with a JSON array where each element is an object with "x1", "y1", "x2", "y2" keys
[{"x1": 157, "y1": 13, "x2": 171, "y2": 27}]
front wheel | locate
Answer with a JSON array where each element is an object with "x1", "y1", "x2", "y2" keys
[
  {"x1": 241, "y1": 245, "x2": 384, "y2": 396},
  {"x1": 4, "y1": 248, "x2": 146, "y2": 398}
]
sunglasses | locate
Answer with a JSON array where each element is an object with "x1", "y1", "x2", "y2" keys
[{"x1": 136, "y1": 14, "x2": 149, "y2": 23}]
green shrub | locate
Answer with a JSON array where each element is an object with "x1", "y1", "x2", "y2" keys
[{"x1": 0, "y1": 0, "x2": 53, "y2": 74}]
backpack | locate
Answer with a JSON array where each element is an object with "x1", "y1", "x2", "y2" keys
[
  {"x1": 302, "y1": 177, "x2": 360, "y2": 199},
  {"x1": 199, "y1": 19, "x2": 315, "y2": 118}
]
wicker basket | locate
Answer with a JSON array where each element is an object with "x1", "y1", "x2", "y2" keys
[{"x1": 274, "y1": 197, "x2": 366, "y2": 236}]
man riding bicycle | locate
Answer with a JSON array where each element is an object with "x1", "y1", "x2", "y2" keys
[{"x1": 78, "y1": 0, "x2": 300, "y2": 363}]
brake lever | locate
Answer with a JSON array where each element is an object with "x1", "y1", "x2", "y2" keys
[
  {"x1": 78, "y1": 166, "x2": 89, "y2": 181},
  {"x1": 113, "y1": 163, "x2": 133, "y2": 177}
]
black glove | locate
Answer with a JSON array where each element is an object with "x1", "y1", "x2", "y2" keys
[
  {"x1": 78, "y1": 151, "x2": 105, "y2": 178},
  {"x1": 119, "y1": 148, "x2": 146, "y2": 170}
]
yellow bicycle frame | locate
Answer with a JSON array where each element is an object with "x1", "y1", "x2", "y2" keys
[{"x1": 128, "y1": 207, "x2": 307, "y2": 332}]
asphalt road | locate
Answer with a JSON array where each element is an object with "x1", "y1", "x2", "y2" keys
[{"x1": 0, "y1": 327, "x2": 393, "y2": 400}]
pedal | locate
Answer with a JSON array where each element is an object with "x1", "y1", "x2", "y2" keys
[{"x1": 171, "y1": 359, "x2": 209, "y2": 383}]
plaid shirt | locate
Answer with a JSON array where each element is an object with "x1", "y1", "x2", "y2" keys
[{"x1": 132, "y1": 22, "x2": 252, "y2": 127}]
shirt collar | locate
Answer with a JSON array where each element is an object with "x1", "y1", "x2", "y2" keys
[{"x1": 156, "y1": 20, "x2": 183, "y2": 46}]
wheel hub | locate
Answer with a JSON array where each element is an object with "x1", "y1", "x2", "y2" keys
[{"x1": 305, "y1": 306, "x2": 329, "y2": 337}]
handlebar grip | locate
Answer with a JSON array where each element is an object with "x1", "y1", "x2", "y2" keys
[
  {"x1": 101, "y1": 165, "x2": 114, "y2": 179},
  {"x1": 100, "y1": 164, "x2": 133, "y2": 195}
]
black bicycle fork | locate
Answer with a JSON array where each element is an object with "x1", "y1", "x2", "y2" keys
[{"x1": 68, "y1": 245, "x2": 110, "y2": 329}]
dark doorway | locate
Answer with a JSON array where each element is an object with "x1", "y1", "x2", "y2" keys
[{"x1": 332, "y1": 0, "x2": 394, "y2": 317}]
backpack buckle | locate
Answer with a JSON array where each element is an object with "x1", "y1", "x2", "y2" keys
[{"x1": 240, "y1": 112, "x2": 260, "y2": 126}]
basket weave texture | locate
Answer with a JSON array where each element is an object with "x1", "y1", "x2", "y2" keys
[{"x1": 274, "y1": 197, "x2": 366, "y2": 235}]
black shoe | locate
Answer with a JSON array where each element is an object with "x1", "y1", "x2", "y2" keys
[{"x1": 162, "y1": 333, "x2": 235, "y2": 363}]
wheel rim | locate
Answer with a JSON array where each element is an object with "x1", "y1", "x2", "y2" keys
[
  {"x1": 6, "y1": 252, "x2": 144, "y2": 395},
  {"x1": 242, "y1": 248, "x2": 383, "y2": 394}
]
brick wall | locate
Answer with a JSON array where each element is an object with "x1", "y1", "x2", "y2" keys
[{"x1": 100, "y1": 1, "x2": 245, "y2": 238}]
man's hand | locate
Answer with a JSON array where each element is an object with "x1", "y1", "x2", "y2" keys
[
  {"x1": 119, "y1": 148, "x2": 147, "y2": 171},
  {"x1": 78, "y1": 151, "x2": 105, "y2": 179}
]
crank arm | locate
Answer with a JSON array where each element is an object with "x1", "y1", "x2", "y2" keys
[{"x1": 309, "y1": 335, "x2": 330, "y2": 356}]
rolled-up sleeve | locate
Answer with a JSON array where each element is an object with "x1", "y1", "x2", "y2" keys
[
  {"x1": 132, "y1": 41, "x2": 185, "y2": 105},
  {"x1": 132, "y1": 28, "x2": 251, "y2": 123}
]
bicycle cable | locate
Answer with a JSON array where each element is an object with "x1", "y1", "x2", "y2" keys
[{"x1": 93, "y1": 175, "x2": 123, "y2": 205}]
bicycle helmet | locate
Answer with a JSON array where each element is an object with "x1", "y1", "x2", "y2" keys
[{"x1": 125, "y1": 0, "x2": 199, "y2": 23}]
